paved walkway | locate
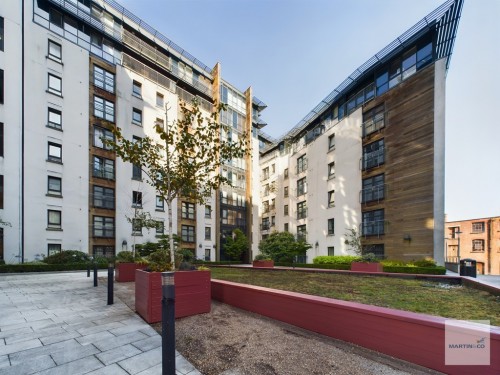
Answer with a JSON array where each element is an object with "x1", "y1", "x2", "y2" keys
[{"x1": 0, "y1": 271, "x2": 201, "y2": 375}]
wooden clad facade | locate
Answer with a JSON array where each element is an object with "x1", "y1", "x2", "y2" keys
[{"x1": 362, "y1": 64, "x2": 436, "y2": 260}]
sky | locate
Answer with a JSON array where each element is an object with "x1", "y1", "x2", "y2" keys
[{"x1": 118, "y1": 0, "x2": 499, "y2": 222}]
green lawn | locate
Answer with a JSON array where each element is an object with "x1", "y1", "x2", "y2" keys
[{"x1": 210, "y1": 268, "x2": 500, "y2": 326}]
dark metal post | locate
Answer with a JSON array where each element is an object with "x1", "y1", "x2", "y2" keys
[
  {"x1": 93, "y1": 261, "x2": 98, "y2": 287},
  {"x1": 87, "y1": 260, "x2": 91, "y2": 277},
  {"x1": 107, "y1": 261, "x2": 114, "y2": 305},
  {"x1": 161, "y1": 272, "x2": 175, "y2": 375}
]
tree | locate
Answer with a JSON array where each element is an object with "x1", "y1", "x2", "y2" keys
[
  {"x1": 258, "y1": 231, "x2": 312, "y2": 263},
  {"x1": 105, "y1": 100, "x2": 249, "y2": 269},
  {"x1": 223, "y1": 228, "x2": 249, "y2": 262},
  {"x1": 344, "y1": 227, "x2": 363, "y2": 256}
]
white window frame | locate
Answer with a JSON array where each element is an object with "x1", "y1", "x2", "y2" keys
[{"x1": 48, "y1": 74, "x2": 62, "y2": 95}]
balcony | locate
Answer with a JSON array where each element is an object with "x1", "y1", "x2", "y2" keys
[
  {"x1": 361, "y1": 148, "x2": 385, "y2": 170},
  {"x1": 360, "y1": 220, "x2": 386, "y2": 237},
  {"x1": 362, "y1": 112, "x2": 385, "y2": 137},
  {"x1": 360, "y1": 184, "x2": 386, "y2": 204}
]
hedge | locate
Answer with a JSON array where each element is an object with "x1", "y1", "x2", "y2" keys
[
  {"x1": 0, "y1": 262, "x2": 108, "y2": 273},
  {"x1": 275, "y1": 262, "x2": 351, "y2": 270},
  {"x1": 382, "y1": 266, "x2": 446, "y2": 275}
]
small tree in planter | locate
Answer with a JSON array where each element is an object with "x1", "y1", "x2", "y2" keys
[
  {"x1": 115, "y1": 251, "x2": 148, "y2": 282},
  {"x1": 253, "y1": 253, "x2": 274, "y2": 268},
  {"x1": 105, "y1": 100, "x2": 249, "y2": 322},
  {"x1": 344, "y1": 228, "x2": 382, "y2": 272},
  {"x1": 258, "y1": 231, "x2": 312, "y2": 266},
  {"x1": 223, "y1": 229, "x2": 249, "y2": 264}
]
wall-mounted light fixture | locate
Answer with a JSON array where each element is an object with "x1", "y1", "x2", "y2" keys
[
  {"x1": 403, "y1": 234, "x2": 411, "y2": 242},
  {"x1": 122, "y1": 240, "x2": 127, "y2": 252}
]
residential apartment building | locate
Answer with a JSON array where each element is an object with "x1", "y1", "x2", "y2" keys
[
  {"x1": 445, "y1": 217, "x2": 500, "y2": 275},
  {"x1": 0, "y1": 0, "x2": 265, "y2": 263},
  {"x1": 257, "y1": 0, "x2": 463, "y2": 263}
]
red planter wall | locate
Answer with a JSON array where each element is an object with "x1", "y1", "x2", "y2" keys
[
  {"x1": 115, "y1": 263, "x2": 147, "y2": 282},
  {"x1": 135, "y1": 270, "x2": 211, "y2": 323},
  {"x1": 350, "y1": 262, "x2": 383, "y2": 272},
  {"x1": 212, "y1": 280, "x2": 500, "y2": 375},
  {"x1": 252, "y1": 260, "x2": 274, "y2": 268}
]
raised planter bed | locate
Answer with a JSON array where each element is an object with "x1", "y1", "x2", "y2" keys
[
  {"x1": 350, "y1": 262, "x2": 383, "y2": 272},
  {"x1": 115, "y1": 263, "x2": 147, "y2": 282},
  {"x1": 252, "y1": 260, "x2": 274, "y2": 268},
  {"x1": 135, "y1": 269, "x2": 211, "y2": 323},
  {"x1": 212, "y1": 279, "x2": 500, "y2": 375}
]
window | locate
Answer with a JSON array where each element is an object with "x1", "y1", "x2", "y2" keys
[
  {"x1": 132, "y1": 164, "x2": 142, "y2": 180},
  {"x1": 181, "y1": 225, "x2": 195, "y2": 243},
  {"x1": 328, "y1": 190, "x2": 335, "y2": 208},
  {"x1": 156, "y1": 92, "x2": 164, "y2": 107},
  {"x1": 93, "y1": 246, "x2": 114, "y2": 258},
  {"x1": 328, "y1": 134, "x2": 335, "y2": 151},
  {"x1": 0, "y1": 123, "x2": 3, "y2": 157},
  {"x1": 132, "y1": 80, "x2": 142, "y2": 97},
  {"x1": 297, "y1": 177, "x2": 307, "y2": 196},
  {"x1": 181, "y1": 202, "x2": 195, "y2": 219},
  {"x1": 271, "y1": 216, "x2": 276, "y2": 227},
  {"x1": 93, "y1": 156, "x2": 114, "y2": 179},
  {"x1": 297, "y1": 225, "x2": 307, "y2": 241},
  {"x1": 156, "y1": 196, "x2": 164, "y2": 211},
  {"x1": 472, "y1": 239, "x2": 484, "y2": 252},
  {"x1": 47, "y1": 244, "x2": 61, "y2": 256},
  {"x1": 205, "y1": 227, "x2": 211, "y2": 240},
  {"x1": 205, "y1": 205, "x2": 211, "y2": 218},
  {"x1": 47, "y1": 210, "x2": 61, "y2": 229},
  {"x1": 362, "y1": 139, "x2": 385, "y2": 170},
  {"x1": 328, "y1": 162, "x2": 335, "y2": 178},
  {"x1": 362, "y1": 174, "x2": 385, "y2": 203},
  {"x1": 156, "y1": 221, "x2": 164, "y2": 235},
  {"x1": 284, "y1": 186, "x2": 289, "y2": 197},
  {"x1": 284, "y1": 205, "x2": 289, "y2": 216},
  {"x1": 284, "y1": 168, "x2": 289, "y2": 179},
  {"x1": 0, "y1": 70, "x2": 3, "y2": 104},
  {"x1": 262, "y1": 167, "x2": 269, "y2": 180},
  {"x1": 93, "y1": 185, "x2": 114, "y2": 209},
  {"x1": 93, "y1": 126, "x2": 113, "y2": 150},
  {"x1": 94, "y1": 96, "x2": 115, "y2": 122},
  {"x1": 48, "y1": 108, "x2": 62, "y2": 130},
  {"x1": 271, "y1": 164, "x2": 275, "y2": 174},
  {"x1": 48, "y1": 142, "x2": 62, "y2": 163},
  {"x1": 261, "y1": 217, "x2": 270, "y2": 230},
  {"x1": 204, "y1": 249, "x2": 211, "y2": 261},
  {"x1": 131, "y1": 219, "x2": 142, "y2": 235},
  {"x1": 263, "y1": 184, "x2": 269, "y2": 197},
  {"x1": 449, "y1": 226, "x2": 460, "y2": 239},
  {"x1": 328, "y1": 247, "x2": 335, "y2": 256},
  {"x1": 364, "y1": 244, "x2": 385, "y2": 258},
  {"x1": 48, "y1": 176, "x2": 62, "y2": 196},
  {"x1": 297, "y1": 154, "x2": 307, "y2": 174},
  {"x1": 297, "y1": 201, "x2": 307, "y2": 219},
  {"x1": 47, "y1": 40, "x2": 61, "y2": 60},
  {"x1": 93, "y1": 65, "x2": 114, "y2": 93},
  {"x1": 472, "y1": 222, "x2": 485, "y2": 233},
  {"x1": 93, "y1": 216, "x2": 114, "y2": 237},
  {"x1": 132, "y1": 191, "x2": 142, "y2": 208},
  {"x1": 362, "y1": 210, "x2": 385, "y2": 236},
  {"x1": 132, "y1": 108, "x2": 142, "y2": 125},
  {"x1": 328, "y1": 218, "x2": 335, "y2": 235},
  {"x1": 263, "y1": 201, "x2": 269, "y2": 213},
  {"x1": 48, "y1": 74, "x2": 62, "y2": 95},
  {"x1": 284, "y1": 223, "x2": 289, "y2": 232},
  {"x1": 0, "y1": 17, "x2": 3, "y2": 51},
  {"x1": 363, "y1": 104, "x2": 385, "y2": 137}
]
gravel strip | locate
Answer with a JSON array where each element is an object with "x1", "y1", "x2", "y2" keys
[{"x1": 112, "y1": 279, "x2": 443, "y2": 375}]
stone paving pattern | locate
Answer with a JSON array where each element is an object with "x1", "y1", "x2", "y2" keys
[{"x1": 0, "y1": 271, "x2": 201, "y2": 375}]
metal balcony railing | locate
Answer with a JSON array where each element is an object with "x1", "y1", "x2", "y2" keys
[
  {"x1": 360, "y1": 220, "x2": 386, "y2": 237},
  {"x1": 362, "y1": 112, "x2": 385, "y2": 137},
  {"x1": 361, "y1": 148, "x2": 385, "y2": 170},
  {"x1": 360, "y1": 184, "x2": 386, "y2": 204}
]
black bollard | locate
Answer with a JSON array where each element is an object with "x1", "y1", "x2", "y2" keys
[
  {"x1": 93, "y1": 262, "x2": 98, "y2": 287},
  {"x1": 87, "y1": 262, "x2": 91, "y2": 277},
  {"x1": 107, "y1": 262, "x2": 114, "y2": 305},
  {"x1": 161, "y1": 272, "x2": 175, "y2": 375}
]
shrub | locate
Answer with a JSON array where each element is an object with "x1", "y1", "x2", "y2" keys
[
  {"x1": 383, "y1": 266, "x2": 446, "y2": 275},
  {"x1": 254, "y1": 254, "x2": 272, "y2": 261},
  {"x1": 413, "y1": 258, "x2": 437, "y2": 268},
  {"x1": 44, "y1": 250, "x2": 90, "y2": 264},
  {"x1": 116, "y1": 251, "x2": 135, "y2": 263},
  {"x1": 276, "y1": 262, "x2": 351, "y2": 270},
  {"x1": 313, "y1": 255, "x2": 361, "y2": 265},
  {"x1": 0, "y1": 259, "x2": 5, "y2": 265},
  {"x1": 147, "y1": 250, "x2": 173, "y2": 272},
  {"x1": 0, "y1": 262, "x2": 108, "y2": 273}
]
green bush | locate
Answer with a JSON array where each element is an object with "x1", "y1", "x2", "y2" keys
[
  {"x1": 254, "y1": 254, "x2": 272, "y2": 261},
  {"x1": 0, "y1": 259, "x2": 5, "y2": 265},
  {"x1": 276, "y1": 262, "x2": 351, "y2": 270},
  {"x1": 383, "y1": 266, "x2": 446, "y2": 275},
  {"x1": 313, "y1": 255, "x2": 361, "y2": 265},
  {"x1": 116, "y1": 251, "x2": 135, "y2": 263},
  {"x1": 44, "y1": 250, "x2": 90, "y2": 264},
  {"x1": 412, "y1": 258, "x2": 437, "y2": 267}
]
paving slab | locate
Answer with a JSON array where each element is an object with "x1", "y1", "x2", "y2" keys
[{"x1": 0, "y1": 271, "x2": 202, "y2": 375}]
